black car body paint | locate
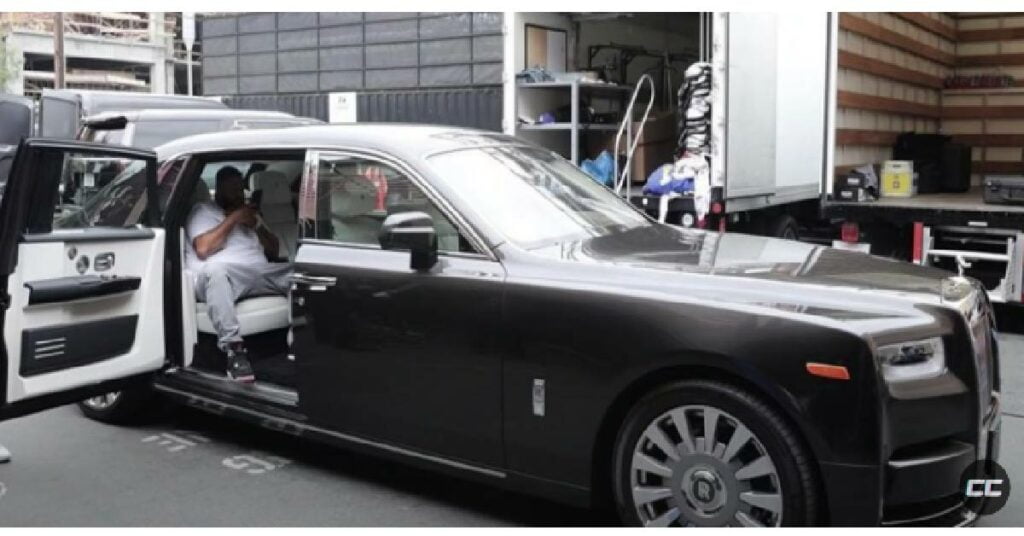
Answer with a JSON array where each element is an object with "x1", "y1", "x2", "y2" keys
[{"x1": 143, "y1": 125, "x2": 1000, "y2": 525}]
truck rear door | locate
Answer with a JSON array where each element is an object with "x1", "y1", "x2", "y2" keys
[{"x1": 723, "y1": 12, "x2": 832, "y2": 208}]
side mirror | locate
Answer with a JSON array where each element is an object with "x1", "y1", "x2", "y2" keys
[{"x1": 379, "y1": 211, "x2": 438, "y2": 271}]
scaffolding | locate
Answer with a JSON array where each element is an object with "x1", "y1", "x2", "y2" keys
[
  {"x1": 1, "y1": 12, "x2": 186, "y2": 96},
  {"x1": 0, "y1": 12, "x2": 172, "y2": 43}
]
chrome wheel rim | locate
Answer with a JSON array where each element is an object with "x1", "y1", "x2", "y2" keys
[
  {"x1": 629, "y1": 405, "x2": 783, "y2": 527},
  {"x1": 82, "y1": 391, "x2": 121, "y2": 410}
]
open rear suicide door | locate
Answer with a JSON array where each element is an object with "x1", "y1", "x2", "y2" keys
[{"x1": 0, "y1": 139, "x2": 166, "y2": 421}]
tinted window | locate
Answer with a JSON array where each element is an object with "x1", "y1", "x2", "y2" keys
[
  {"x1": 0, "y1": 98, "x2": 33, "y2": 145},
  {"x1": 0, "y1": 147, "x2": 15, "y2": 190},
  {"x1": 52, "y1": 153, "x2": 152, "y2": 230},
  {"x1": 304, "y1": 153, "x2": 475, "y2": 254},
  {"x1": 156, "y1": 158, "x2": 188, "y2": 214},
  {"x1": 40, "y1": 97, "x2": 78, "y2": 138},
  {"x1": 131, "y1": 120, "x2": 222, "y2": 149}
]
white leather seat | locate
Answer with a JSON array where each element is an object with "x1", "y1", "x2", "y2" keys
[
  {"x1": 195, "y1": 294, "x2": 291, "y2": 337},
  {"x1": 251, "y1": 169, "x2": 296, "y2": 259}
]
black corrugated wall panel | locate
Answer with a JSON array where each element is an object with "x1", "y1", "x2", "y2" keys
[
  {"x1": 357, "y1": 87, "x2": 502, "y2": 131},
  {"x1": 224, "y1": 86, "x2": 503, "y2": 131},
  {"x1": 223, "y1": 94, "x2": 330, "y2": 121}
]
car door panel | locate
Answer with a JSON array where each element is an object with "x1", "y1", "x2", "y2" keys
[
  {"x1": 292, "y1": 243, "x2": 506, "y2": 468},
  {"x1": 3, "y1": 229, "x2": 165, "y2": 402},
  {"x1": 0, "y1": 139, "x2": 164, "y2": 418}
]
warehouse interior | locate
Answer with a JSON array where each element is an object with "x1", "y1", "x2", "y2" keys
[{"x1": 512, "y1": 12, "x2": 705, "y2": 184}]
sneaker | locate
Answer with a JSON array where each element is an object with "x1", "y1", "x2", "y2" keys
[{"x1": 226, "y1": 344, "x2": 255, "y2": 383}]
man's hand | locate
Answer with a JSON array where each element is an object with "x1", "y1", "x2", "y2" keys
[
  {"x1": 232, "y1": 206, "x2": 259, "y2": 228},
  {"x1": 193, "y1": 206, "x2": 256, "y2": 260}
]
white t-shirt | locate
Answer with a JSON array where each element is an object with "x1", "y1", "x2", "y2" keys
[{"x1": 185, "y1": 202, "x2": 269, "y2": 271}]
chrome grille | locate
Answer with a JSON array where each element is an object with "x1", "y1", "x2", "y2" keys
[{"x1": 967, "y1": 288, "x2": 995, "y2": 416}]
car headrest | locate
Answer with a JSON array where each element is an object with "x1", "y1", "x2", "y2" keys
[
  {"x1": 250, "y1": 170, "x2": 290, "y2": 204},
  {"x1": 266, "y1": 160, "x2": 303, "y2": 178}
]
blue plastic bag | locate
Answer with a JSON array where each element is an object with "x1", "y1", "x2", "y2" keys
[
  {"x1": 580, "y1": 150, "x2": 615, "y2": 187},
  {"x1": 643, "y1": 163, "x2": 694, "y2": 195}
]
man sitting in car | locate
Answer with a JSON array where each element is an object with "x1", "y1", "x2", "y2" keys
[{"x1": 186, "y1": 166, "x2": 291, "y2": 382}]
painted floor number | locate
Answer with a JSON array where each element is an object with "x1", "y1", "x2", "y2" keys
[
  {"x1": 222, "y1": 453, "x2": 291, "y2": 475},
  {"x1": 141, "y1": 430, "x2": 211, "y2": 453}
]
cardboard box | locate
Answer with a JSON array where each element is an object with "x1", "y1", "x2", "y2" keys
[
  {"x1": 585, "y1": 112, "x2": 677, "y2": 183},
  {"x1": 881, "y1": 160, "x2": 915, "y2": 197}
]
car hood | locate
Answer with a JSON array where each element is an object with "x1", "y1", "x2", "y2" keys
[{"x1": 518, "y1": 224, "x2": 963, "y2": 332}]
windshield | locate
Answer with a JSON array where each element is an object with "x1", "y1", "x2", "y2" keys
[{"x1": 428, "y1": 145, "x2": 652, "y2": 249}]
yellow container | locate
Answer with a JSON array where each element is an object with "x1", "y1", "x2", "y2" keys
[{"x1": 881, "y1": 160, "x2": 915, "y2": 197}]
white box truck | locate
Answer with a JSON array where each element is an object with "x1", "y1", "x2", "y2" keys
[{"x1": 504, "y1": 12, "x2": 1024, "y2": 307}]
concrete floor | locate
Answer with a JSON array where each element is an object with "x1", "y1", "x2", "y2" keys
[{"x1": 0, "y1": 336, "x2": 1022, "y2": 526}]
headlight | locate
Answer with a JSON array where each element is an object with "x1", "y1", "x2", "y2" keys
[{"x1": 876, "y1": 337, "x2": 946, "y2": 383}]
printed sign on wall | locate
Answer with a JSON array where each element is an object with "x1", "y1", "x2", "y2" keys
[{"x1": 328, "y1": 92, "x2": 358, "y2": 123}]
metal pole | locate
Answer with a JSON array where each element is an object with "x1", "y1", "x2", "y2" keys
[
  {"x1": 182, "y1": 12, "x2": 196, "y2": 96},
  {"x1": 186, "y1": 47, "x2": 193, "y2": 96},
  {"x1": 53, "y1": 12, "x2": 66, "y2": 89}
]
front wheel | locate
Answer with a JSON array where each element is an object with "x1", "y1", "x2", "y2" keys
[{"x1": 612, "y1": 380, "x2": 819, "y2": 527}]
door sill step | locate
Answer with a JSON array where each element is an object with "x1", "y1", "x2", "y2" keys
[{"x1": 161, "y1": 367, "x2": 300, "y2": 409}]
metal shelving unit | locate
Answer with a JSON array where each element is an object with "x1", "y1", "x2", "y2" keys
[{"x1": 515, "y1": 80, "x2": 631, "y2": 164}]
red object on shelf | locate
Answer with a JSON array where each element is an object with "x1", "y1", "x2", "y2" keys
[{"x1": 841, "y1": 222, "x2": 859, "y2": 243}]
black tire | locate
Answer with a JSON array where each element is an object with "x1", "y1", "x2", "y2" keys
[
  {"x1": 769, "y1": 215, "x2": 799, "y2": 240},
  {"x1": 612, "y1": 380, "x2": 819, "y2": 527},
  {"x1": 77, "y1": 384, "x2": 160, "y2": 425}
]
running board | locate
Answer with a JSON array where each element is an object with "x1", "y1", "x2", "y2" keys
[{"x1": 160, "y1": 367, "x2": 300, "y2": 410}]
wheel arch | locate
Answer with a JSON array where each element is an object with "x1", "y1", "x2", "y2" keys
[{"x1": 588, "y1": 362, "x2": 830, "y2": 523}]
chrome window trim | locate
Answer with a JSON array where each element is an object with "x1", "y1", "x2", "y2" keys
[{"x1": 297, "y1": 237, "x2": 492, "y2": 261}]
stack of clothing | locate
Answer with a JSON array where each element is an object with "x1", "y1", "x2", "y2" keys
[
  {"x1": 676, "y1": 62, "x2": 712, "y2": 156},
  {"x1": 640, "y1": 62, "x2": 715, "y2": 222}
]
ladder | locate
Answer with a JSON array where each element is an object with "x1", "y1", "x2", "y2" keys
[{"x1": 613, "y1": 73, "x2": 656, "y2": 199}]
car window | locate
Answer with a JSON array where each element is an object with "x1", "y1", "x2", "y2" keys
[
  {"x1": 156, "y1": 157, "x2": 188, "y2": 215},
  {"x1": 304, "y1": 153, "x2": 476, "y2": 254},
  {"x1": 131, "y1": 120, "x2": 223, "y2": 149},
  {"x1": 427, "y1": 145, "x2": 652, "y2": 249},
  {"x1": 51, "y1": 152, "x2": 152, "y2": 230}
]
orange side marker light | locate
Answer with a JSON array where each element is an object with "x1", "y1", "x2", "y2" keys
[{"x1": 806, "y1": 362, "x2": 850, "y2": 381}]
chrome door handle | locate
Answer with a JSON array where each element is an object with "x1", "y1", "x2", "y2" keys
[{"x1": 290, "y1": 273, "x2": 337, "y2": 286}]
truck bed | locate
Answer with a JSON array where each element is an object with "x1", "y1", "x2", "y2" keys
[{"x1": 825, "y1": 187, "x2": 1024, "y2": 228}]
